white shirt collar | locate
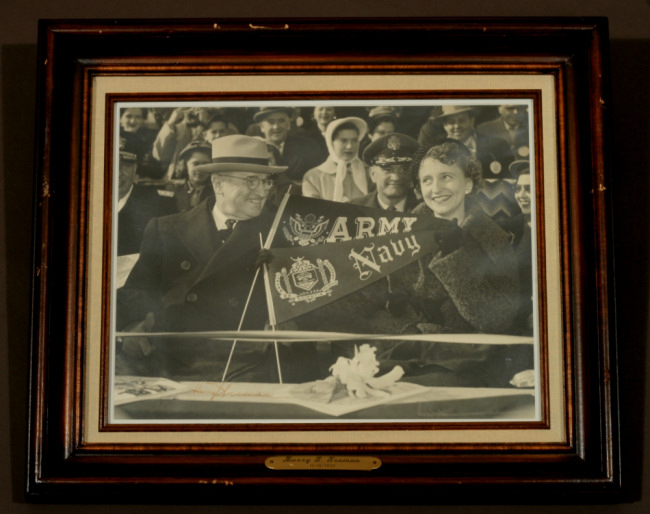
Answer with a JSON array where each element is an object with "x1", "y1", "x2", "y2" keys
[
  {"x1": 377, "y1": 194, "x2": 407, "y2": 212},
  {"x1": 117, "y1": 186, "x2": 133, "y2": 213},
  {"x1": 212, "y1": 203, "x2": 238, "y2": 231}
]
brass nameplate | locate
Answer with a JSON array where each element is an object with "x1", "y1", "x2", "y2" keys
[{"x1": 265, "y1": 455, "x2": 381, "y2": 471}]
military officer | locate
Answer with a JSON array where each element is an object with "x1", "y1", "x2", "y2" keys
[{"x1": 351, "y1": 132, "x2": 421, "y2": 212}]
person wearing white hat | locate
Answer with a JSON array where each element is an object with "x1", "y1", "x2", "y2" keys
[
  {"x1": 302, "y1": 117, "x2": 369, "y2": 202},
  {"x1": 115, "y1": 135, "x2": 318, "y2": 384}
]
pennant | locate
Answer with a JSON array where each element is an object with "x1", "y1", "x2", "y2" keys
[
  {"x1": 264, "y1": 195, "x2": 446, "y2": 324},
  {"x1": 269, "y1": 194, "x2": 434, "y2": 248}
]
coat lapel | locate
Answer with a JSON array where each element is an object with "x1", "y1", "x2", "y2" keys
[
  {"x1": 191, "y1": 208, "x2": 275, "y2": 286},
  {"x1": 170, "y1": 200, "x2": 220, "y2": 266}
]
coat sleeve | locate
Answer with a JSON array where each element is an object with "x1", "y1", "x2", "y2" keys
[
  {"x1": 301, "y1": 168, "x2": 323, "y2": 199},
  {"x1": 115, "y1": 217, "x2": 165, "y2": 330},
  {"x1": 426, "y1": 227, "x2": 520, "y2": 334},
  {"x1": 152, "y1": 122, "x2": 177, "y2": 165}
]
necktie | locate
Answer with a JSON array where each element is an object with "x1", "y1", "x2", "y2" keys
[{"x1": 217, "y1": 219, "x2": 237, "y2": 242}]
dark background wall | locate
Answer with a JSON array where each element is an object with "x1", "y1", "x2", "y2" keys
[{"x1": 1, "y1": 1, "x2": 649, "y2": 512}]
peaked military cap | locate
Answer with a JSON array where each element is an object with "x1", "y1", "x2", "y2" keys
[
  {"x1": 509, "y1": 159, "x2": 531, "y2": 177},
  {"x1": 362, "y1": 133, "x2": 420, "y2": 167}
]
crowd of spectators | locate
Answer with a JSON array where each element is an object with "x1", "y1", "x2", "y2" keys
[{"x1": 114, "y1": 103, "x2": 535, "y2": 386}]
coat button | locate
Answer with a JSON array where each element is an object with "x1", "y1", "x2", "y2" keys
[
  {"x1": 186, "y1": 293, "x2": 198, "y2": 303},
  {"x1": 228, "y1": 297, "x2": 240, "y2": 307},
  {"x1": 180, "y1": 260, "x2": 192, "y2": 270}
]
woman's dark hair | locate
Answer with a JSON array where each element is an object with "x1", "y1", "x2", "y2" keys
[
  {"x1": 368, "y1": 114, "x2": 397, "y2": 135},
  {"x1": 411, "y1": 138, "x2": 484, "y2": 198},
  {"x1": 331, "y1": 121, "x2": 360, "y2": 141},
  {"x1": 120, "y1": 107, "x2": 148, "y2": 120}
]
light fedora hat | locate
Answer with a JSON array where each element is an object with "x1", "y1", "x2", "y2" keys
[
  {"x1": 195, "y1": 134, "x2": 288, "y2": 175},
  {"x1": 432, "y1": 105, "x2": 477, "y2": 123}
]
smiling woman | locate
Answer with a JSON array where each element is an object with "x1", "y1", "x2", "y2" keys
[{"x1": 378, "y1": 138, "x2": 530, "y2": 386}]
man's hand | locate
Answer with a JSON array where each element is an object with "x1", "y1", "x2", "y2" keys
[
  {"x1": 120, "y1": 312, "x2": 155, "y2": 359},
  {"x1": 166, "y1": 107, "x2": 189, "y2": 127},
  {"x1": 434, "y1": 220, "x2": 463, "y2": 257},
  {"x1": 253, "y1": 248, "x2": 275, "y2": 269}
]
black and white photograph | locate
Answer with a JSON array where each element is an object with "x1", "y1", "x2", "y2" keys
[
  {"x1": 20, "y1": 18, "x2": 624, "y2": 501},
  {"x1": 109, "y1": 99, "x2": 539, "y2": 423}
]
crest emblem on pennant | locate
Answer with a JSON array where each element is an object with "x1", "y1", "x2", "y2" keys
[
  {"x1": 274, "y1": 257, "x2": 338, "y2": 305},
  {"x1": 283, "y1": 213, "x2": 330, "y2": 246}
]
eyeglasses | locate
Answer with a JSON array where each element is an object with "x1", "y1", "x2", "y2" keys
[{"x1": 219, "y1": 174, "x2": 275, "y2": 190}]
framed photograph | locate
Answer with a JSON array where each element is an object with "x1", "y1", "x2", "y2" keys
[{"x1": 27, "y1": 18, "x2": 620, "y2": 502}]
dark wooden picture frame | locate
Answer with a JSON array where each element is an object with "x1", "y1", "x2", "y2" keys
[{"x1": 27, "y1": 18, "x2": 619, "y2": 502}]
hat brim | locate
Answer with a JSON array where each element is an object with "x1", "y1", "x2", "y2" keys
[
  {"x1": 433, "y1": 107, "x2": 476, "y2": 123},
  {"x1": 194, "y1": 162, "x2": 288, "y2": 175},
  {"x1": 253, "y1": 108, "x2": 296, "y2": 123}
]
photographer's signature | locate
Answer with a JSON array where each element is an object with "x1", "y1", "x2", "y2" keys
[{"x1": 190, "y1": 383, "x2": 290, "y2": 401}]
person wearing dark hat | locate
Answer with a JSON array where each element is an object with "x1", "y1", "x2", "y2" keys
[
  {"x1": 115, "y1": 135, "x2": 317, "y2": 384},
  {"x1": 119, "y1": 107, "x2": 165, "y2": 180},
  {"x1": 422, "y1": 105, "x2": 519, "y2": 225},
  {"x1": 477, "y1": 104, "x2": 530, "y2": 160},
  {"x1": 351, "y1": 133, "x2": 420, "y2": 212},
  {"x1": 358, "y1": 106, "x2": 399, "y2": 158},
  {"x1": 254, "y1": 106, "x2": 323, "y2": 187},
  {"x1": 116, "y1": 138, "x2": 177, "y2": 256},
  {"x1": 166, "y1": 140, "x2": 214, "y2": 212},
  {"x1": 421, "y1": 105, "x2": 515, "y2": 179}
]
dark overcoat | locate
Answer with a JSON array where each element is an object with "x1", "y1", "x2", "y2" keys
[
  {"x1": 117, "y1": 184, "x2": 177, "y2": 256},
  {"x1": 276, "y1": 134, "x2": 324, "y2": 183},
  {"x1": 477, "y1": 117, "x2": 530, "y2": 157},
  {"x1": 379, "y1": 203, "x2": 534, "y2": 388},
  {"x1": 116, "y1": 199, "x2": 318, "y2": 383}
]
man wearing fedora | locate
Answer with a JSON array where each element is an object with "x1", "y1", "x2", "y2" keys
[
  {"x1": 419, "y1": 105, "x2": 515, "y2": 179},
  {"x1": 420, "y1": 105, "x2": 519, "y2": 225},
  {"x1": 254, "y1": 106, "x2": 323, "y2": 187},
  {"x1": 115, "y1": 134, "x2": 317, "y2": 384}
]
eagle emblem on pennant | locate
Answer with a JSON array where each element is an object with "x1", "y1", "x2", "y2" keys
[{"x1": 283, "y1": 213, "x2": 330, "y2": 246}]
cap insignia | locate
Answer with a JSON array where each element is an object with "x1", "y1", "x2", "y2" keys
[{"x1": 386, "y1": 135, "x2": 401, "y2": 151}]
